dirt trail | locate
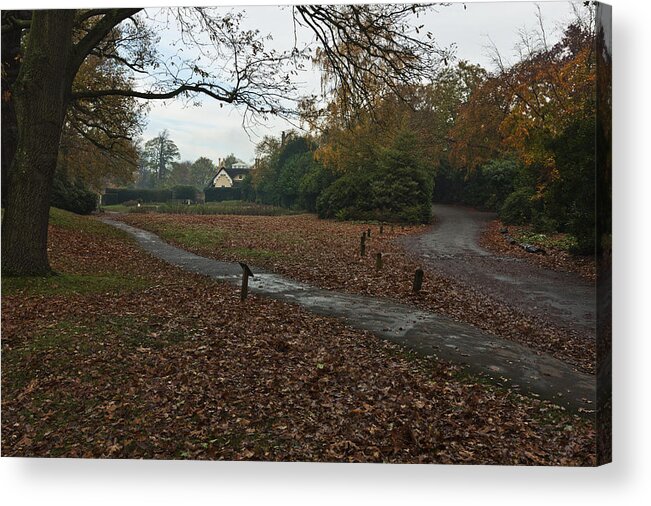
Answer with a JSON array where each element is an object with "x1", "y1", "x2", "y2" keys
[{"x1": 401, "y1": 204, "x2": 596, "y2": 335}]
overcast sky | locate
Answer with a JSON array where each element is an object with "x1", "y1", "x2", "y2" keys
[{"x1": 140, "y1": 1, "x2": 578, "y2": 164}]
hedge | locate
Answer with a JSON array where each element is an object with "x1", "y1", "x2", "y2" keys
[
  {"x1": 170, "y1": 185, "x2": 199, "y2": 201},
  {"x1": 102, "y1": 188, "x2": 172, "y2": 205},
  {"x1": 204, "y1": 187, "x2": 242, "y2": 202}
]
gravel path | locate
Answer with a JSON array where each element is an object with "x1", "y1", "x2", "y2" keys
[{"x1": 401, "y1": 204, "x2": 596, "y2": 336}]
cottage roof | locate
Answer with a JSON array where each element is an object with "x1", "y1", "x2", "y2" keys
[
  {"x1": 223, "y1": 167, "x2": 250, "y2": 179},
  {"x1": 209, "y1": 164, "x2": 251, "y2": 187}
]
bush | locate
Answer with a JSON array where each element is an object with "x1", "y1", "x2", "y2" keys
[
  {"x1": 531, "y1": 212, "x2": 559, "y2": 234},
  {"x1": 545, "y1": 117, "x2": 596, "y2": 255},
  {"x1": 316, "y1": 172, "x2": 370, "y2": 219},
  {"x1": 500, "y1": 188, "x2": 534, "y2": 225},
  {"x1": 317, "y1": 130, "x2": 433, "y2": 224},
  {"x1": 51, "y1": 175, "x2": 97, "y2": 215}
]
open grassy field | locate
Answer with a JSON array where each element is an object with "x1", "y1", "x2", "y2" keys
[{"x1": 1, "y1": 209, "x2": 595, "y2": 463}]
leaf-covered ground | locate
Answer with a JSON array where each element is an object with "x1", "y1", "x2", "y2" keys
[
  {"x1": 115, "y1": 213, "x2": 596, "y2": 374},
  {"x1": 2, "y1": 209, "x2": 596, "y2": 463},
  {"x1": 480, "y1": 219, "x2": 597, "y2": 282}
]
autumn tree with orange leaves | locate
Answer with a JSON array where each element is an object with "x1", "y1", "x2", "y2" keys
[{"x1": 446, "y1": 9, "x2": 598, "y2": 253}]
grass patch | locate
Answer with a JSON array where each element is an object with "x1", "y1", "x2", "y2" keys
[
  {"x1": 2, "y1": 273, "x2": 150, "y2": 297},
  {"x1": 516, "y1": 230, "x2": 579, "y2": 252},
  {"x1": 49, "y1": 207, "x2": 129, "y2": 240},
  {"x1": 158, "y1": 224, "x2": 228, "y2": 249},
  {"x1": 4, "y1": 314, "x2": 186, "y2": 390},
  {"x1": 101, "y1": 204, "x2": 132, "y2": 213},
  {"x1": 227, "y1": 247, "x2": 282, "y2": 261},
  {"x1": 15, "y1": 320, "x2": 96, "y2": 356},
  {"x1": 136, "y1": 200, "x2": 304, "y2": 216},
  {"x1": 136, "y1": 221, "x2": 285, "y2": 262},
  {"x1": 103, "y1": 200, "x2": 296, "y2": 216}
]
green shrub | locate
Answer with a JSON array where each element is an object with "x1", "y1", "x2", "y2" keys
[
  {"x1": 531, "y1": 212, "x2": 559, "y2": 234},
  {"x1": 334, "y1": 209, "x2": 350, "y2": 221},
  {"x1": 434, "y1": 158, "x2": 520, "y2": 211},
  {"x1": 545, "y1": 117, "x2": 596, "y2": 255},
  {"x1": 317, "y1": 173, "x2": 370, "y2": 219},
  {"x1": 317, "y1": 130, "x2": 433, "y2": 224},
  {"x1": 51, "y1": 175, "x2": 97, "y2": 215},
  {"x1": 500, "y1": 188, "x2": 534, "y2": 225}
]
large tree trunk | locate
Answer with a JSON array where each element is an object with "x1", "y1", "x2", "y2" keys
[{"x1": 1, "y1": 10, "x2": 75, "y2": 276}]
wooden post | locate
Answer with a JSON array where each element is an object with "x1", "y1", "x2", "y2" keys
[
  {"x1": 379, "y1": 224, "x2": 384, "y2": 235},
  {"x1": 239, "y1": 262, "x2": 254, "y2": 300},
  {"x1": 412, "y1": 268, "x2": 424, "y2": 293},
  {"x1": 367, "y1": 227, "x2": 371, "y2": 238},
  {"x1": 375, "y1": 252, "x2": 383, "y2": 271},
  {"x1": 360, "y1": 233, "x2": 366, "y2": 256}
]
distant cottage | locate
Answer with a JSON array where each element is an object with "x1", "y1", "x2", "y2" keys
[{"x1": 209, "y1": 158, "x2": 251, "y2": 188}]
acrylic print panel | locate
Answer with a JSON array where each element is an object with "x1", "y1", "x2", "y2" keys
[{"x1": 1, "y1": 2, "x2": 611, "y2": 466}]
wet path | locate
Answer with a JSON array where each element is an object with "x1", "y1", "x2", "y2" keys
[
  {"x1": 402, "y1": 204, "x2": 596, "y2": 334},
  {"x1": 102, "y1": 218, "x2": 595, "y2": 413}
]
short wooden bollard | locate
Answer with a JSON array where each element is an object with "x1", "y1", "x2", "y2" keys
[
  {"x1": 412, "y1": 268, "x2": 424, "y2": 293},
  {"x1": 379, "y1": 224, "x2": 384, "y2": 235},
  {"x1": 239, "y1": 262, "x2": 254, "y2": 300},
  {"x1": 367, "y1": 227, "x2": 371, "y2": 238},
  {"x1": 375, "y1": 252, "x2": 383, "y2": 271},
  {"x1": 360, "y1": 233, "x2": 366, "y2": 256}
]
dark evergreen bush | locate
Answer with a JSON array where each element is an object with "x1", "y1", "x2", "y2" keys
[
  {"x1": 317, "y1": 130, "x2": 434, "y2": 224},
  {"x1": 51, "y1": 175, "x2": 97, "y2": 215}
]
